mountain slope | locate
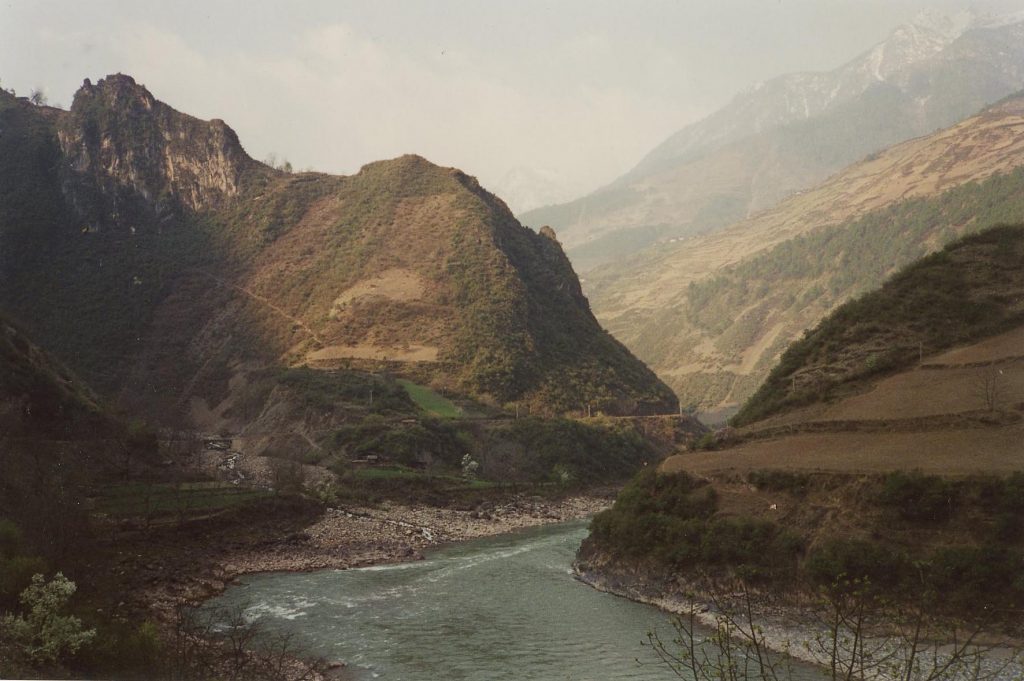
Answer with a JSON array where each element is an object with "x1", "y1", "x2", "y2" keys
[
  {"x1": 0, "y1": 75, "x2": 676, "y2": 430},
  {"x1": 732, "y1": 224, "x2": 1024, "y2": 426},
  {"x1": 584, "y1": 229, "x2": 1024, "y2": 627},
  {"x1": 522, "y1": 13, "x2": 1024, "y2": 271},
  {"x1": 0, "y1": 314, "x2": 116, "y2": 438},
  {"x1": 585, "y1": 93, "x2": 1024, "y2": 413}
]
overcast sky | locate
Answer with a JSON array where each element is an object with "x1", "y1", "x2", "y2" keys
[{"x1": 2, "y1": 0, "x2": 1020, "y2": 206}]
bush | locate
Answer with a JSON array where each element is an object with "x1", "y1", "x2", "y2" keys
[
  {"x1": 699, "y1": 518, "x2": 803, "y2": 578},
  {"x1": 491, "y1": 417, "x2": 655, "y2": 485},
  {"x1": 74, "y1": 620, "x2": 162, "y2": 678},
  {"x1": 924, "y1": 545, "x2": 1024, "y2": 614},
  {"x1": 805, "y1": 539, "x2": 910, "y2": 592},
  {"x1": 878, "y1": 471, "x2": 957, "y2": 523},
  {"x1": 589, "y1": 469, "x2": 801, "y2": 578},
  {"x1": 747, "y1": 470, "x2": 810, "y2": 496}
]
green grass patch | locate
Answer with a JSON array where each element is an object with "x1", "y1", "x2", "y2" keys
[
  {"x1": 91, "y1": 482, "x2": 271, "y2": 517},
  {"x1": 397, "y1": 379, "x2": 462, "y2": 417}
]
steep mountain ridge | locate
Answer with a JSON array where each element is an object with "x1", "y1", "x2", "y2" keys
[
  {"x1": 584, "y1": 93, "x2": 1024, "y2": 413},
  {"x1": 0, "y1": 75, "x2": 676, "y2": 436},
  {"x1": 522, "y1": 13, "x2": 1024, "y2": 271}
]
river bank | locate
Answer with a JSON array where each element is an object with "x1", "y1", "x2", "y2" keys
[
  {"x1": 141, "y1": 492, "x2": 609, "y2": 613},
  {"x1": 572, "y1": 564, "x2": 1024, "y2": 680}
]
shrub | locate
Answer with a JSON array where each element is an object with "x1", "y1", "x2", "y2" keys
[
  {"x1": 924, "y1": 545, "x2": 1024, "y2": 615},
  {"x1": 878, "y1": 471, "x2": 957, "y2": 523},
  {"x1": 699, "y1": 517, "x2": 803, "y2": 578},
  {"x1": 747, "y1": 470, "x2": 810, "y2": 496}
]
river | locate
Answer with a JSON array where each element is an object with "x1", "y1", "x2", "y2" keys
[{"x1": 200, "y1": 520, "x2": 819, "y2": 680}]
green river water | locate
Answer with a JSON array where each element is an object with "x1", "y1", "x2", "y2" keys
[{"x1": 201, "y1": 521, "x2": 819, "y2": 680}]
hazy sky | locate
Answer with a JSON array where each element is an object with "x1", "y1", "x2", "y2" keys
[{"x1": 2, "y1": 0, "x2": 1020, "y2": 205}]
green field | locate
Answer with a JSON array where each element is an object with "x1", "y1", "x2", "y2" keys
[
  {"x1": 397, "y1": 379, "x2": 463, "y2": 417},
  {"x1": 92, "y1": 481, "x2": 271, "y2": 517}
]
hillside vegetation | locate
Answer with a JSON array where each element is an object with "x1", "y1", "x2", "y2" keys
[
  {"x1": 734, "y1": 224, "x2": 1024, "y2": 425},
  {"x1": 581, "y1": 468, "x2": 1024, "y2": 620},
  {"x1": 0, "y1": 315, "x2": 117, "y2": 438},
  {"x1": 585, "y1": 94, "x2": 1024, "y2": 412}
]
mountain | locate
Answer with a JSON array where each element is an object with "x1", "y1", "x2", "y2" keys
[
  {"x1": 521, "y1": 11, "x2": 1024, "y2": 272},
  {"x1": 0, "y1": 75, "x2": 677, "y2": 440},
  {"x1": 583, "y1": 93, "x2": 1024, "y2": 415}
]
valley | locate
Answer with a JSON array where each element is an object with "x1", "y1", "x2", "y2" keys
[
  {"x1": 585, "y1": 95, "x2": 1024, "y2": 414},
  {"x1": 4, "y1": 5, "x2": 1024, "y2": 680}
]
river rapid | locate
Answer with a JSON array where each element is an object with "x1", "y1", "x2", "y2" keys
[{"x1": 200, "y1": 520, "x2": 817, "y2": 680}]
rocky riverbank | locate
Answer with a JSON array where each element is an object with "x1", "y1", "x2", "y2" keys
[
  {"x1": 573, "y1": 563, "x2": 1024, "y2": 681},
  {"x1": 138, "y1": 492, "x2": 611, "y2": 622}
]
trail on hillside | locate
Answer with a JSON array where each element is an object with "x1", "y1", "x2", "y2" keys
[{"x1": 197, "y1": 271, "x2": 325, "y2": 347}]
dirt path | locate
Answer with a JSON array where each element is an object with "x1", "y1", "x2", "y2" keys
[{"x1": 197, "y1": 270, "x2": 324, "y2": 346}]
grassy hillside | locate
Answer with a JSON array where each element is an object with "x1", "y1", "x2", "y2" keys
[
  {"x1": 0, "y1": 75, "x2": 676, "y2": 435},
  {"x1": 733, "y1": 224, "x2": 1024, "y2": 425}
]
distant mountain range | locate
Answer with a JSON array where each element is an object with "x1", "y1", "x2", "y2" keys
[
  {"x1": 585, "y1": 92, "x2": 1024, "y2": 415},
  {"x1": 521, "y1": 10, "x2": 1024, "y2": 272}
]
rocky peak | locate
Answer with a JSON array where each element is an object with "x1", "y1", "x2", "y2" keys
[
  {"x1": 75, "y1": 74, "x2": 158, "y2": 114},
  {"x1": 60, "y1": 73, "x2": 257, "y2": 215}
]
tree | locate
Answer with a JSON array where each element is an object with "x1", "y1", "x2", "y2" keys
[
  {"x1": 643, "y1": 579, "x2": 1020, "y2": 681},
  {"x1": 269, "y1": 456, "x2": 307, "y2": 495},
  {"x1": 971, "y1": 365, "x2": 1004, "y2": 412},
  {"x1": 0, "y1": 573, "x2": 96, "y2": 673},
  {"x1": 28, "y1": 88, "x2": 47, "y2": 106}
]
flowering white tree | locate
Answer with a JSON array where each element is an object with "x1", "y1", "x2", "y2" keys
[
  {"x1": 0, "y1": 573, "x2": 95, "y2": 671},
  {"x1": 461, "y1": 453, "x2": 480, "y2": 479}
]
